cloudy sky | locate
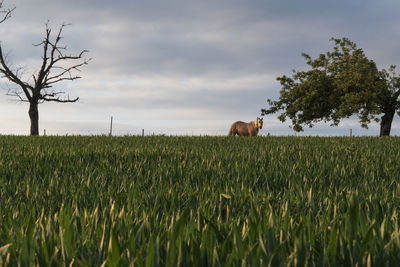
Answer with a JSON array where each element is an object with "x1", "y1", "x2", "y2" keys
[{"x1": 0, "y1": 0, "x2": 400, "y2": 136}]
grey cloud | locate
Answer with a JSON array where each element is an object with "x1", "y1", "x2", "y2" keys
[
  {"x1": 92, "y1": 87, "x2": 266, "y2": 116},
  {"x1": 7, "y1": 0, "x2": 399, "y2": 77}
]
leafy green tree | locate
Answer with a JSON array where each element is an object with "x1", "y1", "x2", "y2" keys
[{"x1": 262, "y1": 38, "x2": 400, "y2": 136}]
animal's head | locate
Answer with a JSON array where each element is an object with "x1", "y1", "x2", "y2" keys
[{"x1": 256, "y1": 117, "x2": 263, "y2": 129}]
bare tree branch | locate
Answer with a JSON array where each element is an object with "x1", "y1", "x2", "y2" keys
[
  {"x1": 0, "y1": 0, "x2": 15, "y2": 24},
  {"x1": 6, "y1": 89, "x2": 29, "y2": 102},
  {"x1": 38, "y1": 90, "x2": 79, "y2": 103},
  {"x1": 40, "y1": 96, "x2": 79, "y2": 103},
  {"x1": 32, "y1": 23, "x2": 91, "y2": 102},
  {"x1": 1, "y1": 22, "x2": 90, "y2": 103},
  {"x1": 0, "y1": 46, "x2": 33, "y2": 101}
]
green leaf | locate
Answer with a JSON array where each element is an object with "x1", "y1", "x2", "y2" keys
[
  {"x1": 0, "y1": 244, "x2": 12, "y2": 256},
  {"x1": 327, "y1": 223, "x2": 338, "y2": 264},
  {"x1": 220, "y1": 193, "x2": 231, "y2": 199},
  {"x1": 107, "y1": 229, "x2": 121, "y2": 267}
]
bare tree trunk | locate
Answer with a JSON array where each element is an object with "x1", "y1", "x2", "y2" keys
[
  {"x1": 380, "y1": 110, "x2": 395, "y2": 136},
  {"x1": 29, "y1": 101, "x2": 39, "y2": 136}
]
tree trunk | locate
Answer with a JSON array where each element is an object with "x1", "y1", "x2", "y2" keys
[
  {"x1": 379, "y1": 110, "x2": 395, "y2": 136},
  {"x1": 28, "y1": 101, "x2": 39, "y2": 136}
]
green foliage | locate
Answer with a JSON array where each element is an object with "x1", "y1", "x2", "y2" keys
[
  {"x1": 262, "y1": 37, "x2": 400, "y2": 133},
  {"x1": 380, "y1": 65, "x2": 400, "y2": 113},
  {"x1": 1, "y1": 135, "x2": 400, "y2": 265}
]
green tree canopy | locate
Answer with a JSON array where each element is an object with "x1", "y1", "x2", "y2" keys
[{"x1": 262, "y1": 38, "x2": 400, "y2": 136}]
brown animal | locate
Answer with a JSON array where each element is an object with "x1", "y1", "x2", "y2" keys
[{"x1": 228, "y1": 117, "x2": 263, "y2": 136}]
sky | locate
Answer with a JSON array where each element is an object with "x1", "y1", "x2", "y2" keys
[{"x1": 0, "y1": 0, "x2": 400, "y2": 136}]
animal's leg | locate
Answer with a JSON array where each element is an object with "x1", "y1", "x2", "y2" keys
[{"x1": 228, "y1": 126, "x2": 235, "y2": 136}]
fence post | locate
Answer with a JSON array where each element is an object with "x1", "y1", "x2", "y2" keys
[
  {"x1": 350, "y1": 128, "x2": 352, "y2": 137},
  {"x1": 109, "y1": 116, "x2": 113, "y2": 136},
  {"x1": 142, "y1": 129, "x2": 144, "y2": 136}
]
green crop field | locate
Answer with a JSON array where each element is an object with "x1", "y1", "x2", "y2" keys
[{"x1": 1, "y1": 136, "x2": 400, "y2": 266}]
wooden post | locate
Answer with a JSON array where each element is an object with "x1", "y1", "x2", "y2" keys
[
  {"x1": 109, "y1": 116, "x2": 113, "y2": 136},
  {"x1": 44, "y1": 129, "x2": 46, "y2": 136},
  {"x1": 142, "y1": 129, "x2": 144, "y2": 136},
  {"x1": 350, "y1": 128, "x2": 352, "y2": 137}
]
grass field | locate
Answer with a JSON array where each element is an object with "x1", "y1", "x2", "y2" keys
[{"x1": 1, "y1": 136, "x2": 400, "y2": 266}]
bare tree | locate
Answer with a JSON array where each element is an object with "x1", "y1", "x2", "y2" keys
[
  {"x1": 0, "y1": 23, "x2": 90, "y2": 135},
  {"x1": 0, "y1": 0, "x2": 14, "y2": 23}
]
